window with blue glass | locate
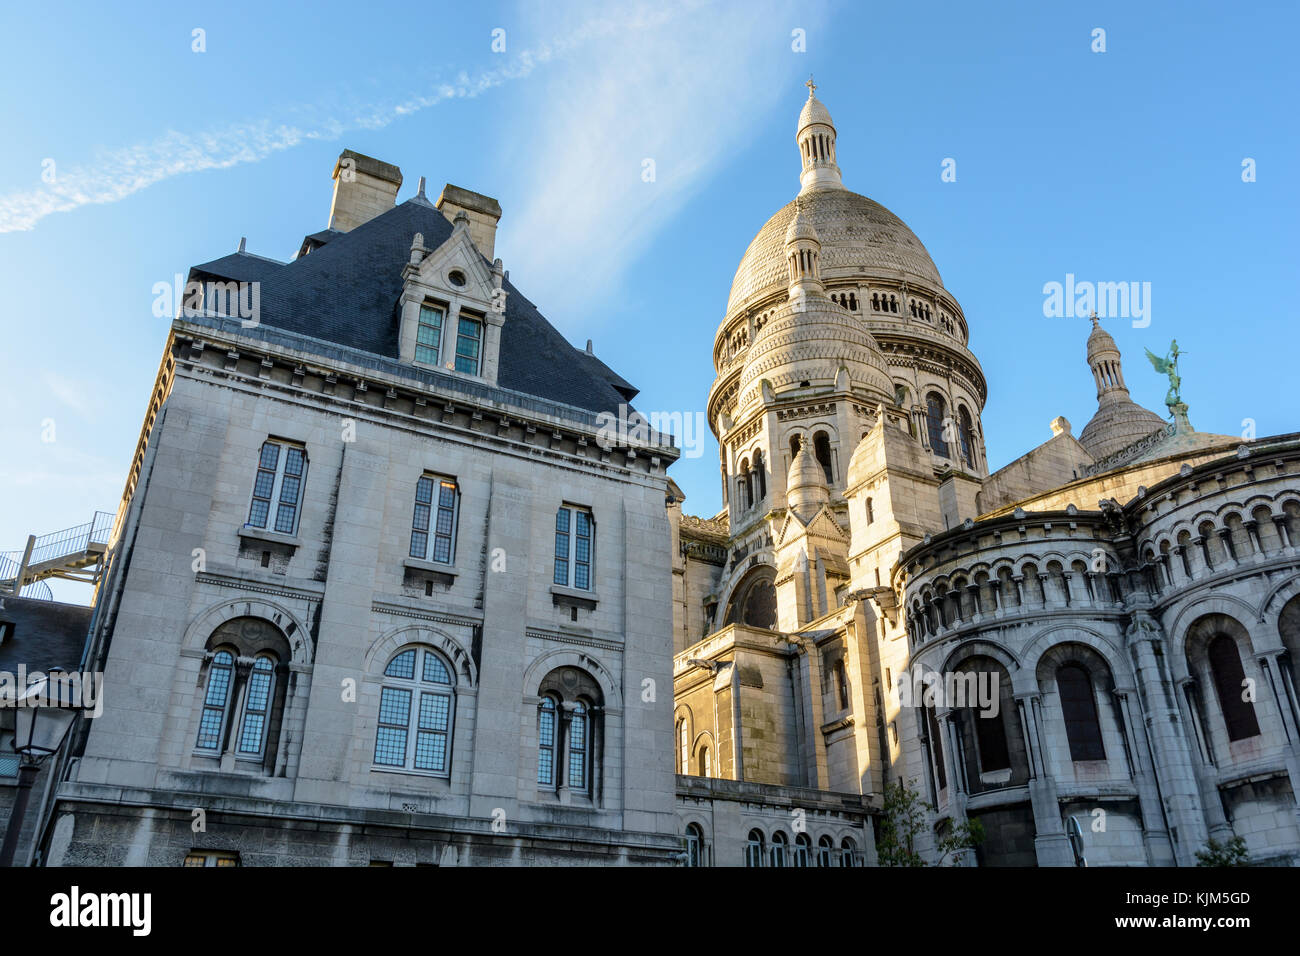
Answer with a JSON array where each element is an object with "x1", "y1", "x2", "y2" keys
[
  {"x1": 553, "y1": 505, "x2": 594, "y2": 590},
  {"x1": 246, "y1": 439, "x2": 307, "y2": 535},
  {"x1": 236, "y1": 656, "x2": 275, "y2": 757},
  {"x1": 409, "y1": 475, "x2": 459, "y2": 564},
  {"x1": 454, "y1": 315, "x2": 482, "y2": 374},
  {"x1": 415, "y1": 304, "x2": 444, "y2": 366},
  {"x1": 195, "y1": 650, "x2": 235, "y2": 751},
  {"x1": 373, "y1": 647, "x2": 455, "y2": 775}
]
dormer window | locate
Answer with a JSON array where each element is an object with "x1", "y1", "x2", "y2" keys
[
  {"x1": 455, "y1": 314, "x2": 483, "y2": 374},
  {"x1": 415, "y1": 304, "x2": 444, "y2": 366}
]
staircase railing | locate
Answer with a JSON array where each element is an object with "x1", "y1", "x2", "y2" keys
[{"x1": 0, "y1": 511, "x2": 115, "y2": 595}]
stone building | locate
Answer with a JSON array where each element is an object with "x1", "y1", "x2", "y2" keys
[
  {"x1": 669, "y1": 83, "x2": 1300, "y2": 867},
  {"x1": 35, "y1": 151, "x2": 684, "y2": 866}
]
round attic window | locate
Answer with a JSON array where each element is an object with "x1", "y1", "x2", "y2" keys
[{"x1": 448, "y1": 270, "x2": 467, "y2": 287}]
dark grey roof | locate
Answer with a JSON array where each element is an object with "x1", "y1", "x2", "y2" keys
[
  {"x1": 0, "y1": 597, "x2": 92, "y2": 673},
  {"x1": 187, "y1": 199, "x2": 638, "y2": 416}
]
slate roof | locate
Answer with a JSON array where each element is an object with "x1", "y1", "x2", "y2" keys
[
  {"x1": 0, "y1": 597, "x2": 92, "y2": 674},
  {"x1": 190, "y1": 198, "x2": 639, "y2": 416}
]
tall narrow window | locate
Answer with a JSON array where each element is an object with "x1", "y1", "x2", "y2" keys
[
  {"x1": 973, "y1": 701, "x2": 1011, "y2": 771},
  {"x1": 1057, "y1": 664, "x2": 1106, "y2": 760},
  {"x1": 927, "y1": 705, "x2": 947, "y2": 789},
  {"x1": 686, "y1": 824, "x2": 704, "y2": 867},
  {"x1": 794, "y1": 833, "x2": 811, "y2": 867},
  {"x1": 247, "y1": 440, "x2": 307, "y2": 534},
  {"x1": 745, "y1": 830, "x2": 765, "y2": 867},
  {"x1": 409, "y1": 475, "x2": 459, "y2": 564},
  {"x1": 553, "y1": 506, "x2": 594, "y2": 590},
  {"x1": 678, "y1": 719, "x2": 689, "y2": 773},
  {"x1": 834, "y1": 659, "x2": 850, "y2": 710},
  {"x1": 454, "y1": 315, "x2": 482, "y2": 374},
  {"x1": 817, "y1": 835, "x2": 833, "y2": 867},
  {"x1": 958, "y1": 407, "x2": 976, "y2": 468},
  {"x1": 372, "y1": 647, "x2": 455, "y2": 775},
  {"x1": 415, "y1": 304, "x2": 444, "y2": 366},
  {"x1": 770, "y1": 831, "x2": 789, "y2": 867},
  {"x1": 698, "y1": 746, "x2": 711, "y2": 778},
  {"x1": 1208, "y1": 635, "x2": 1261, "y2": 741},
  {"x1": 926, "y1": 394, "x2": 949, "y2": 458},
  {"x1": 236, "y1": 656, "x2": 276, "y2": 757},
  {"x1": 196, "y1": 650, "x2": 235, "y2": 751},
  {"x1": 814, "y1": 431, "x2": 834, "y2": 483},
  {"x1": 568, "y1": 701, "x2": 589, "y2": 792},
  {"x1": 753, "y1": 450, "x2": 767, "y2": 500},
  {"x1": 841, "y1": 838, "x2": 858, "y2": 867},
  {"x1": 538, "y1": 697, "x2": 558, "y2": 786}
]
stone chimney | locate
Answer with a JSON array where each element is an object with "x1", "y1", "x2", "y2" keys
[
  {"x1": 436, "y1": 184, "x2": 502, "y2": 259},
  {"x1": 328, "y1": 149, "x2": 403, "y2": 232}
]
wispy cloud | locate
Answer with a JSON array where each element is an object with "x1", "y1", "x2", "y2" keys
[
  {"x1": 41, "y1": 370, "x2": 97, "y2": 419},
  {"x1": 0, "y1": 5, "x2": 650, "y2": 233},
  {"x1": 498, "y1": 0, "x2": 822, "y2": 322}
]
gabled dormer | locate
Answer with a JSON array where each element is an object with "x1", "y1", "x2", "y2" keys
[{"x1": 398, "y1": 194, "x2": 508, "y2": 386}]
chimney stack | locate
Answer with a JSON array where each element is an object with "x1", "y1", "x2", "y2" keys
[
  {"x1": 436, "y1": 184, "x2": 503, "y2": 259},
  {"x1": 329, "y1": 149, "x2": 403, "y2": 232}
]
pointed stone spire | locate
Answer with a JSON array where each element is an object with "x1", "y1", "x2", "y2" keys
[
  {"x1": 797, "y1": 78, "x2": 843, "y2": 194},
  {"x1": 786, "y1": 435, "x2": 829, "y2": 520}
]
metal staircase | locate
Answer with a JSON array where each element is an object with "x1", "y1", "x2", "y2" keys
[{"x1": 0, "y1": 511, "x2": 114, "y2": 598}]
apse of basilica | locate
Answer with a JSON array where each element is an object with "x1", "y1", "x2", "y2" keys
[{"x1": 669, "y1": 82, "x2": 1300, "y2": 867}]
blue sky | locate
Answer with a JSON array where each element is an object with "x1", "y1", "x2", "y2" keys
[{"x1": 2, "y1": 0, "x2": 1296, "y2": 603}]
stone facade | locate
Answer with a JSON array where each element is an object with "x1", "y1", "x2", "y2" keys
[
  {"x1": 669, "y1": 84, "x2": 1300, "y2": 868},
  {"x1": 35, "y1": 153, "x2": 684, "y2": 867}
]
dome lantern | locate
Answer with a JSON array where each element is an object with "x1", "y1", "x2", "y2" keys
[
  {"x1": 784, "y1": 199, "x2": 824, "y2": 301},
  {"x1": 797, "y1": 76, "x2": 843, "y2": 195}
]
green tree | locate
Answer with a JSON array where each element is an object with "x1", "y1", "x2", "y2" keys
[
  {"x1": 876, "y1": 778, "x2": 984, "y2": 866},
  {"x1": 1195, "y1": 836, "x2": 1250, "y2": 867}
]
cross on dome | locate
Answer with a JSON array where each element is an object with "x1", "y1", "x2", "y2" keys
[{"x1": 806, "y1": 75, "x2": 817, "y2": 96}]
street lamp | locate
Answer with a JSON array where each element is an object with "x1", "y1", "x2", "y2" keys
[{"x1": 1, "y1": 673, "x2": 78, "y2": 867}]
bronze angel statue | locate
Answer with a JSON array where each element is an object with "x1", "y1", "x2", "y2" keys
[{"x1": 1144, "y1": 339, "x2": 1182, "y2": 408}]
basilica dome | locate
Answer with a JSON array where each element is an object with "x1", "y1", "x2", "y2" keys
[{"x1": 725, "y1": 189, "x2": 944, "y2": 317}]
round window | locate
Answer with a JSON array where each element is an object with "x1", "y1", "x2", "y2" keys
[{"x1": 448, "y1": 270, "x2": 467, "y2": 287}]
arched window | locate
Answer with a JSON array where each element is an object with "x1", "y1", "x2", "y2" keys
[
  {"x1": 926, "y1": 705, "x2": 947, "y2": 789},
  {"x1": 685, "y1": 824, "x2": 705, "y2": 867},
  {"x1": 926, "y1": 393, "x2": 949, "y2": 458},
  {"x1": 739, "y1": 459, "x2": 752, "y2": 510},
  {"x1": 834, "y1": 659, "x2": 850, "y2": 711},
  {"x1": 537, "y1": 667, "x2": 604, "y2": 796},
  {"x1": 1057, "y1": 664, "x2": 1105, "y2": 761},
  {"x1": 538, "y1": 697, "x2": 558, "y2": 786},
  {"x1": 840, "y1": 837, "x2": 859, "y2": 867},
  {"x1": 1208, "y1": 635, "x2": 1261, "y2": 741},
  {"x1": 194, "y1": 617, "x2": 291, "y2": 765},
  {"x1": 745, "y1": 829, "x2": 765, "y2": 867},
  {"x1": 871, "y1": 293, "x2": 880, "y2": 311},
  {"x1": 816, "y1": 835, "x2": 833, "y2": 867},
  {"x1": 794, "y1": 833, "x2": 812, "y2": 867},
  {"x1": 752, "y1": 450, "x2": 767, "y2": 500},
  {"x1": 770, "y1": 831, "x2": 789, "y2": 867},
  {"x1": 698, "y1": 745, "x2": 711, "y2": 778},
  {"x1": 677, "y1": 718, "x2": 689, "y2": 774},
  {"x1": 958, "y1": 407, "x2": 976, "y2": 468},
  {"x1": 373, "y1": 647, "x2": 455, "y2": 775},
  {"x1": 813, "y1": 431, "x2": 834, "y2": 483},
  {"x1": 235, "y1": 655, "x2": 276, "y2": 758},
  {"x1": 196, "y1": 650, "x2": 235, "y2": 752},
  {"x1": 789, "y1": 434, "x2": 802, "y2": 460}
]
